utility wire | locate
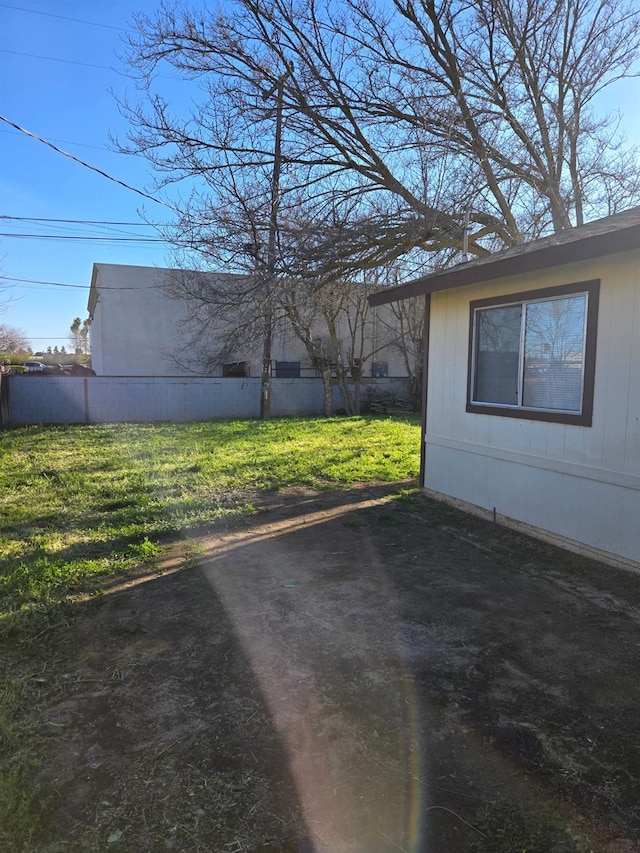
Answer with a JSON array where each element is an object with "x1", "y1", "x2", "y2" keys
[
  {"x1": 1, "y1": 219, "x2": 161, "y2": 241},
  {"x1": 0, "y1": 49, "x2": 174, "y2": 80},
  {"x1": 1, "y1": 219, "x2": 159, "y2": 240},
  {"x1": 1, "y1": 276, "x2": 87, "y2": 289},
  {"x1": 0, "y1": 128, "x2": 118, "y2": 153},
  {"x1": 0, "y1": 215, "x2": 166, "y2": 241},
  {"x1": 0, "y1": 233, "x2": 169, "y2": 242},
  {"x1": 1, "y1": 276, "x2": 166, "y2": 291},
  {"x1": 0, "y1": 48, "x2": 112, "y2": 70},
  {"x1": 0, "y1": 3, "x2": 126, "y2": 32},
  {"x1": 0, "y1": 114, "x2": 178, "y2": 212},
  {"x1": 1, "y1": 216, "x2": 164, "y2": 226}
]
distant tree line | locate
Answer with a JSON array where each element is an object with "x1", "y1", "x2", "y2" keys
[{"x1": 0, "y1": 318, "x2": 92, "y2": 369}]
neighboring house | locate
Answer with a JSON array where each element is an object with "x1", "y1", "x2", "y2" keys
[
  {"x1": 87, "y1": 263, "x2": 411, "y2": 379},
  {"x1": 371, "y1": 206, "x2": 640, "y2": 570}
]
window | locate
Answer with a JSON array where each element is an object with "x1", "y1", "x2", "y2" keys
[
  {"x1": 222, "y1": 361, "x2": 249, "y2": 378},
  {"x1": 372, "y1": 361, "x2": 389, "y2": 378},
  {"x1": 275, "y1": 361, "x2": 301, "y2": 378},
  {"x1": 467, "y1": 280, "x2": 599, "y2": 426}
]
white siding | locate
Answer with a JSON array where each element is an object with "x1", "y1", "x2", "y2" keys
[{"x1": 425, "y1": 250, "x2": 640, "y2": 566}]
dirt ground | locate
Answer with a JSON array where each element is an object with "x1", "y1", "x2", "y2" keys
[{"x1": 20, "y1": 484, "x2": 640, "y2": 852}]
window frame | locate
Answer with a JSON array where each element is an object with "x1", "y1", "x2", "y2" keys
[
  {"x1": 275, "y1": 361, "x2": 301, "y2": 378},
  {"x1": 371, "y1": 361, "x2": 389, "y2": 378},
  {"x1": 466, "y1": 279, "x2": 599, "y2": 426},
  {"x1": 222, "y1": 361, "x2": 249, "y2": 378}
]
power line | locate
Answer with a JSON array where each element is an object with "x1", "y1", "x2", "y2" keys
[
  {"x1": 0, "y1": 233, "x2": 168, "y2": 242},
  {"x1": 0, "y1": 128, "x2": 118, "y2": 153},
  {"x1": 0, "y1": 50, "x2": 174, "y2": 81},
  {"x1": 1, "y1": 276, "x2": 163, "y2": 291},
  {"x1": 1, "y1": 216, "x2": 163, "y2": 226},
  {"x1": 1, "y1": 276, "x2": 88, "y2": 290},
  {"x1": 0, "y1": 217, "x2": 160, "y2": 240},
  {"x1": 0, "y1": 3, "x2": 126, "y2": 32},
  {"x1": 0, "y1": 216, "x2": 161, "y2": 242},
  {"x1": 0, "y1": 48, "x2": 112, "y2": 70},
  {"x1": 1, "y1": 221, "x2": 161, "y2": 241},
  {"x1": 0, "y1": 114, "x2": 178, "y2": 212}
]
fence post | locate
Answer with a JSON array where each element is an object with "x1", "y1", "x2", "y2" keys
[
  {"x1": 84, "y1": 378, "x2": 90, "y2": 423},
  {"x1": 0, "y1": 373, "x2": 9, "y2": 428}
]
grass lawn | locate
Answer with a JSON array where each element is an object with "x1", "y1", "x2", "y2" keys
[
  {"x1": 0, "y1": 417, "x2": 420, "y2": 631},
  {"x1": 0, "y1": 416, "x2": 420, "y2": 850}
]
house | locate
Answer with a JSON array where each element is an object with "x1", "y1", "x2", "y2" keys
[
  {"x1": 370, "y1": 207, "x2": 640, "y2": 570},
  {"x1": 87, "y1": 263, "x2": 413, "y2": 381}
]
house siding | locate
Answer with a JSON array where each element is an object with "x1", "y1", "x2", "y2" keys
[{"x1": 424, "y1": 250, "x2": 640, "y2": 566}]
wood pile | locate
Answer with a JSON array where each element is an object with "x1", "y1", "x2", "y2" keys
[{"x1": 363, "y1": 387, "x2": 414, "y2": 414}]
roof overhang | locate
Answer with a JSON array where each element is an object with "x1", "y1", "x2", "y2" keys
[{"x1": 369, "y1": 212, "x2": 640, "y2": 307}]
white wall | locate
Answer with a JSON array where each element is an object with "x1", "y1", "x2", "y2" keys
[
  {"x1": 425, "y1": 249, "x2": 640, "y2": 566},
  {"x1": 88, "y1": 263, "x2": 412, "y2": 378},
  {"x1": 90, "y1": 265, "x2": 209, "y2": 376}
]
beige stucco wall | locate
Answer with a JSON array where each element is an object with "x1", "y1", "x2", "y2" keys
[
  {"x1": 424, "y1": 249, "x2": 640, "y2": 566},
  {"x1": 89, "y1": 265, "x2": 187, "y2": 375},
  {"x1": 88, "y1": 263, "x2": 411, "y2": 378}
]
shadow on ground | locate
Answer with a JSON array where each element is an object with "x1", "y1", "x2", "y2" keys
[{"x1": 22, "y1": 484, "x2": 640, "y2": 852}]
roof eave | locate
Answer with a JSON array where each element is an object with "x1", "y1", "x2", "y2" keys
[{"x1": 369, "y1": 221, "x2": 640, "y2": 306}]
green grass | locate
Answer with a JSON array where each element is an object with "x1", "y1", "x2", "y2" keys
[
  {"x1": 0, "y1": 416, "x2": 419, "y2": 629},
  {"x1": 0, "y1": 416, "x2": 419, "y2": 849}
]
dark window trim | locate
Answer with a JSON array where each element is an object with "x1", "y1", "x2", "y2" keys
[{"x1": 466, "y1": 279, "x2": 599, "y2": 427}]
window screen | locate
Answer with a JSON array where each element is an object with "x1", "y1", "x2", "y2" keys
[
  {"x1": 522, "y1": 296, "x2": 586, "y2": 411},
  {"x1": 471, "y1": 288, "x2": 592, "y2": 418}
]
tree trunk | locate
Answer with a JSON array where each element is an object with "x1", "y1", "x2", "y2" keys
[
  {"x1": 309, "y1": 352, "x2": 334, "y2": 416},
  {"x1": 320, "y1": 364, "x2": 333, "y2": 417},
  {"x1": 351, "y1": 362, "x2": 363, "y2": 415}
]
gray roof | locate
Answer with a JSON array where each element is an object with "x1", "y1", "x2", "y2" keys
[{"x1": 370, "y1": 206, "x2": 640, "y2": 306}]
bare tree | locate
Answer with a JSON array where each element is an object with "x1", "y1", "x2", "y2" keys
[
  {"x1": 384, "y1": 297, "x2": 425, "y2": 411},
  {"x1": 0, "y1": 253, "x2": 17, "y2": 314},
  {"x1": 120, "y1": 0, "x2": 640, "y2": 266},
  {"x1": 279, "y1": 274, "x2": 341, "y2": 416},
  {"x1": 0, "y1": 324, "x2": 30, "y2": 353},
  {"x1": 115, "y1": 0, "x2": 640, "y2": 414}
]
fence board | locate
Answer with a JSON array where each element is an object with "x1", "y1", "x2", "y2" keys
[{"x1": 5, "y1": 375, "x2": 412, "y2": 425}]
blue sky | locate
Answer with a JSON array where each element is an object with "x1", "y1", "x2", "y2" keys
[
  {"x1": 0, "y1": 0, "x2": 183, "y2": 352},
  {"x1": 1, "y1": 0, "x2": 639, "y2": 354}
]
